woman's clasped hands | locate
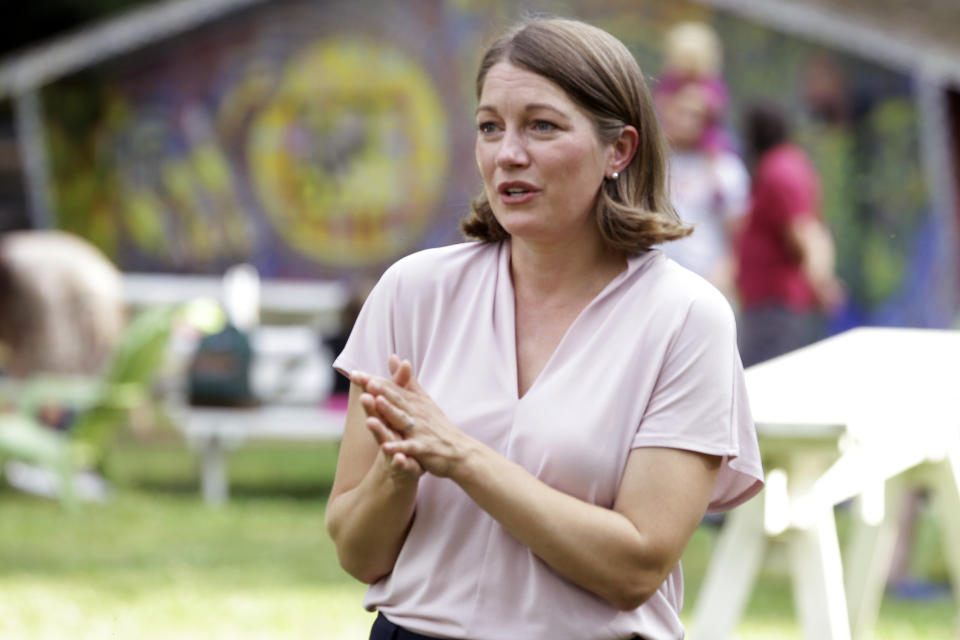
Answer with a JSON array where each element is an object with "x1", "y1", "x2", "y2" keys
[{"x1": 350, "y1": 354, "x2": 472, "y2": 481}]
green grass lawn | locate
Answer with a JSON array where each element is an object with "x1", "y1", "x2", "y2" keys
[{"x1": 0, "y1": 437, "x2": 955, "y2": 639}]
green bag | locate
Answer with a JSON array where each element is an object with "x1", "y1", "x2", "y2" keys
[{"x1": 187, "y1": 323, "x2": 258, "y2": 407}]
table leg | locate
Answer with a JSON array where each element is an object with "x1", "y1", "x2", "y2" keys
[
  {"x1": 690, "y1": 496, "x2": 767, "y2": 640},
  {"x1": 788, "y1": 503, "x2": 851, "y2": 640},
  {"x1": 200, "y1": 434, "x2": 229, "y2": 505},
  {"x1": 844, "y1": 478, "x2": 906, "y2": 640},
  {"x1": 929, "y1": 444, "x2": 960, "y2": 611}
]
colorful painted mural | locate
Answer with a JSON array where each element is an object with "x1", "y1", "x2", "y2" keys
[
  {"x1": 45, "y1": 0, "x2": 476, "y2": 279},
  {"x1": 247, "y1": 38, "x2": 448, "y2": 266},
  {"x1": 41, "y1": 0, "x2": 955, "y2": 326}
]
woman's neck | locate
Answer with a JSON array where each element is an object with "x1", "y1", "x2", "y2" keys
[{"x1": 509, "y1": 233, "x2": 627, "y2": 303}]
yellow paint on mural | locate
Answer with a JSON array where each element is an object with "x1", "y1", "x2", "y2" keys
[
  {"x1": 124, "y1": 191, "x2": 167, "y2": 254},
  {"x1": 248, "y1": 38, "x2": 449, "y2": 266}
]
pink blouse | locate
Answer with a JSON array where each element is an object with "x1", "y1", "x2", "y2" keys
[{"x1": 334, "y1": 240, "x2": 763, "y2": 640}]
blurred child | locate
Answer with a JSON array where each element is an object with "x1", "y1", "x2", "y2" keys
[
  {"x1": 656, "y1": 21, "x2": 736, "y2": 155},
  {"x1": 656, "y1": 22, "x2": 749, "y2": 301}
]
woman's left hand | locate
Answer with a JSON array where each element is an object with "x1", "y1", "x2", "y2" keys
[{"x1": 349, "y1": 356, "x2": 473, "y2": 479}]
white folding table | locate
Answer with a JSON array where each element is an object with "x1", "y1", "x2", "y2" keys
[{"x1": 691, "y1": 327, "x2": 960, "y2": 640}]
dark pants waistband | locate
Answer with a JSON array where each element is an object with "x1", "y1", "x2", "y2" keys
[
  {"x1": 369, "y1": 611, "x2": 649, "y2": 639},
  {"x1": 369, "y1": 612, "x2": 444, "y2": 640}
]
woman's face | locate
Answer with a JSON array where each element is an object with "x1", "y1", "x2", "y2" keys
[
  {"x1": 661, "y1": 83, "x2": 709, "y2": 150},
  {"x1": 475, "y1": 62, "x2": 614, "y2": 244}
]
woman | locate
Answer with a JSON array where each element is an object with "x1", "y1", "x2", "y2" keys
[{"x1": 326, "y1": 17, "x2": 763, "y2": 640}]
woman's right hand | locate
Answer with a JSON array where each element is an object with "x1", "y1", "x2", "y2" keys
[
  {"x1": 325, "y1": 355, "x2": 422, "y2": 584},
  {"x1": 352, "y1": 355, "x2": 474, "y2": 480},
  {"x1": 357, "y1": 355, "x2": 424, "y2": 483}
]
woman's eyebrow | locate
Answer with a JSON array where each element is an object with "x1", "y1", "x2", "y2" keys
[
  {"x1": 524, "y1": 103, "x2": 567, "y2": 117},
  {"x1": 475, "y1": 103, "x2": 568, "y2": 117}
]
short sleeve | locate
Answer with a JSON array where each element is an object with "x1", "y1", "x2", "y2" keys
[
  {"x1": 332, "y1": 264, "x2": 402, "y2": 382},
  {"x1": 632, "y1": 291, "x2": 764, "y2": 512}
]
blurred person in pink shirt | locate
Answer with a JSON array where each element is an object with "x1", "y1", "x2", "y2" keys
[
  {"x1": 736, "y1": 102, "x2": 844, "y2": 366},
  {"x1": 326, "y1": 17, "x2": 763, "y2": 640}
]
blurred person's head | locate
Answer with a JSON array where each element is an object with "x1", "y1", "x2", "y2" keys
[
  {"x1": 803, "y1": 53, "x2": 850, "y2": 124},
  {"x1": 660, "y1": 82, "x2": 712, "y2": 151},
  {"x1": 0, "y1": 230, "x2": 125, "y2": 377},
  {"x1": 663, "y1": 21, "x2": 723, "y2": 80},
  {"x1": 656, "y1": 22, "x2": 730, "y2": 155},
  {"x1": 744, "y1": 101, "x2": 790, "y2": 164},
  {"x1": 462, "y1": 16, "x2": 690, "y2": 254}
]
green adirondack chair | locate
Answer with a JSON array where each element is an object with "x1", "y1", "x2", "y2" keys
[{"x1": 0, "y1": 305, "x2": 177, "y2": 508}]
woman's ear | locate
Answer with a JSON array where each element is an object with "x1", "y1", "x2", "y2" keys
[{"x1": 608, "y1": 125, "x2": 639, "y2": 176}]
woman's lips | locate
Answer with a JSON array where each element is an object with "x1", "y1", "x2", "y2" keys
[{"x1": 498, "y1": 181, "x2": 540, "y2": 204}]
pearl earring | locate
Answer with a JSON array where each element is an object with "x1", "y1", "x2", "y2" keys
[{"x1": 610, "y1": 172, "x2": 619, "y2": 180}]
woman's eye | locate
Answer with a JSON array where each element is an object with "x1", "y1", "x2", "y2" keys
[
  {"x1": 477, "y1": 122, "x2": 499, "y2": 134},
  {"x1": 532, "y1": 120, "x2": 558, "y2": 132}
]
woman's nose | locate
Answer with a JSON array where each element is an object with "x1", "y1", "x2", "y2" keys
[{"x1": 495, "y1": 130, "x2": 529, "y2": 168}]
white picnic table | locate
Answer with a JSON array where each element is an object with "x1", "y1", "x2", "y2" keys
[
  {"x1": 691, "y1": 326, "x2": 960, "y2": 640},
  {"x1": 181, "y1": 403, "x2": 346, "y2": 505},
  {"x1": 171, "y1": 324, "x2": 347, "y2": 505}
]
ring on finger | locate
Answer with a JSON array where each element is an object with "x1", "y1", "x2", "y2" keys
[{"x1": 402, "y1": 416, "x2": 415, "y2": 434}]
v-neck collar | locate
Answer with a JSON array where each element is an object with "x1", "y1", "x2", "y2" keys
[{"x1": 496, "y1": 240, "x2": 658, "y2": 401}]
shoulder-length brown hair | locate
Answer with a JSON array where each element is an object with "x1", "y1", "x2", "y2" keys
[{"x1": 461, "y1": 17, "x2": 691, "y2": 253}]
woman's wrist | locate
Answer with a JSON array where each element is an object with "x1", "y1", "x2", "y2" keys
[
  {"x1": 371, "y1": 451, "x2": 420, "y2": 493},
  {"x1": 448, "y1": 435, "x2": 492, "y2": 488}
]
